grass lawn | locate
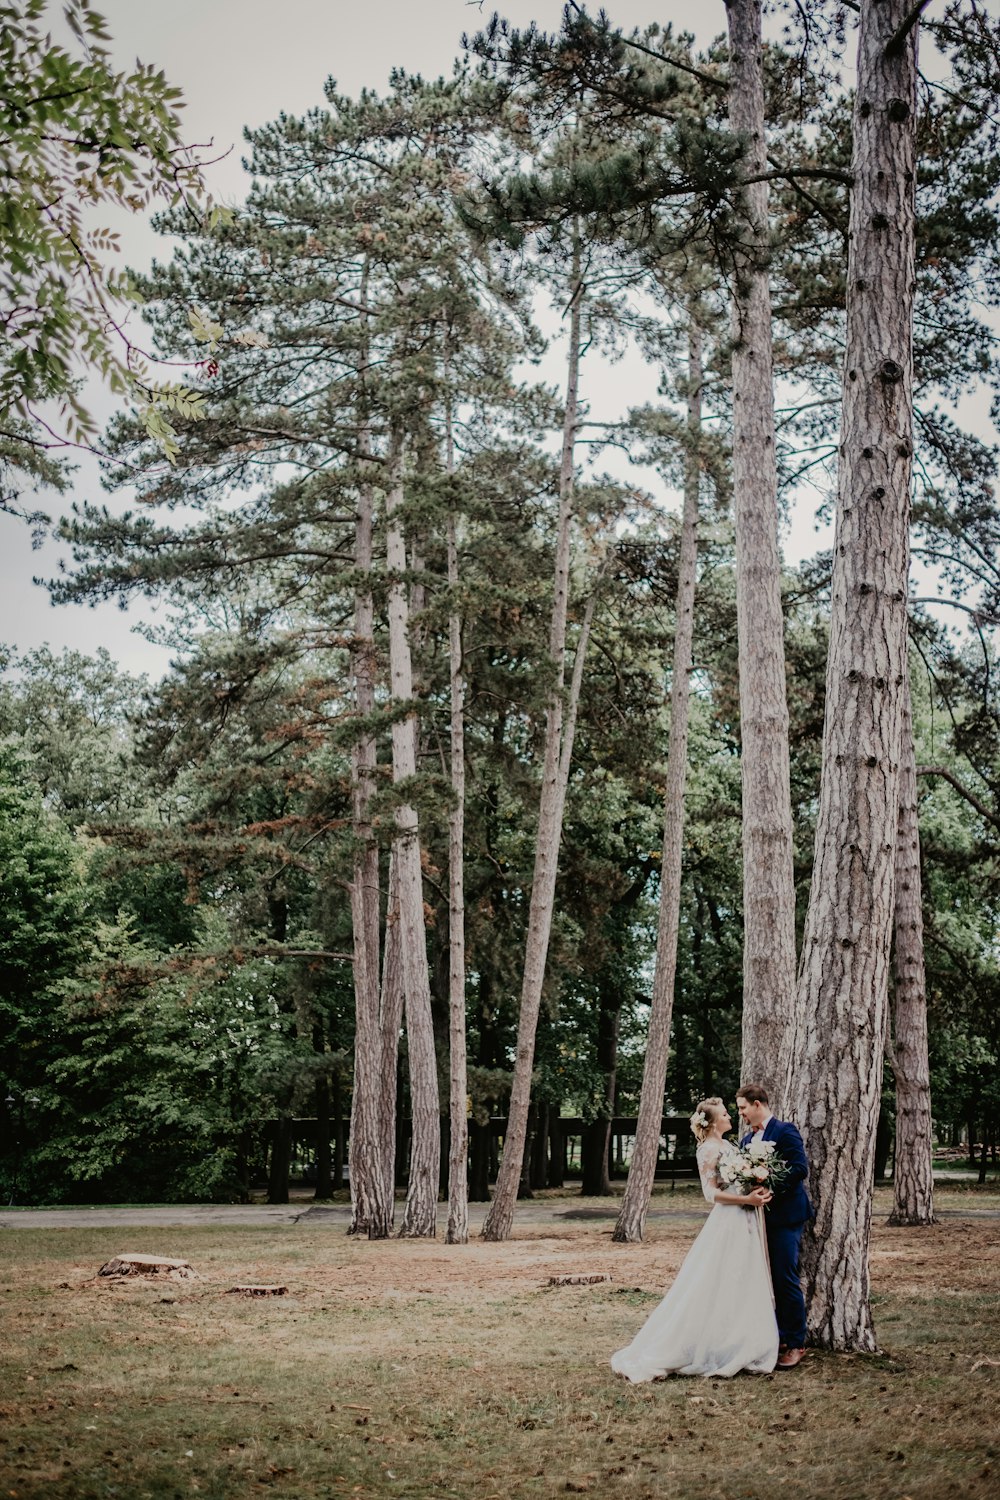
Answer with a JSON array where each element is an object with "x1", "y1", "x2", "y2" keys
[{"x1": 1, "y1": 1185, "x2": 998, "y2": 1499}]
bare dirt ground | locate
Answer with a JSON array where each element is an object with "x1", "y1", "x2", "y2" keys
[{"x1": 1, "y1": 1186, "x2": 998, "y2": 1499}]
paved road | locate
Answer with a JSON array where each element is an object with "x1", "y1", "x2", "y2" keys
[
  {"x1": 2, "y1": 1201, "x2": 997, "y2": 1230},
  {"x1": 0, "y1": 1198, "x2": 715, "y2": 1230}
]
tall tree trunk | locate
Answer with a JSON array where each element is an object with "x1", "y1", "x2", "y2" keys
[
  {"x1": 888, "y1": 667, "x2": 936, "y2": 1225},
  {"x1": 332, "y1": 1062, "x2": 345, "y2": 1194},
  {"x1": 469, "y1": 1121, "x2": 490, "y2": 1201},
  {"x1": 874, "y1": 1105, "x2": 892, "y2": 1182},
  {"x1": 347, "y1": 299, "x2": 388, "y2": 1236},
  {"x1": 481, "y1": 585, "x2": 598, "y2": 1237},
  {"x1": 725, "y1": 0, "x2": 798, "y2": 1105},
  {"x1": 548, "y1": 1110, "x2": 565, "y2": 1189},
  {"x1": 481, "y1": 252, "x2": 585, "y2": 1242},
  {"x1": 469, "y1": 971, "x2": 499, "y2": 1202},
  {"x1": 787, "y1": 0, "x2": 919, "y2": 1351},
  {"x1": 580, "y1": 978, "x2": 621, "y2": 1196},
  {"x1": 385, "y1": 437, "x2": 441, "y2": 1237},
  {"x1": 267, "y1": 1117, "x2": 293, "y2": 1206},
  {"x1": 613, "y1": 317, "x2": 702, "y2": 1243},
  {"x1": 531, "y1": 1100, "x2": 550, "y2": 1192},
  {"x1": 445, "y1": 416, "x2": 470, "y2": 1245},
  {"x1": 376, "y1": 852, "x2": 404, "y2": 1210},
  {"x1": 313, "y1": 1046, "x2": 333, "y2": 1201}
]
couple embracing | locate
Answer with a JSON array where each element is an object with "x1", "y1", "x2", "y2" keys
[{"x1": 611, "y1": 1083, "x2": 812, "y2": 1381}]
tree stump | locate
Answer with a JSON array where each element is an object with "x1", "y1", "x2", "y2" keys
[{"x1": 98, "y1": 1254, "x2": 196, "y2": 1279}]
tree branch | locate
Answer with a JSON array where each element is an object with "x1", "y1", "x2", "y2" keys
[
  {"x1": 915, "y1": 765, "x2": 1000, "y2": 831},
  {"x1": 911, "y1": 597, "x2": 1000, "y2": 628},
  {"x1": 743, "y1": 166, "x2": 853, "y2": 187},
  {"x1": 767, "y1": 151, "x2": 848, "y2": 235},
  {"x1": 564, "y1": 0, "x2": 727, "y2": 91},
  {"x1": 885, "y1": 0, "x2": 933, "y2": 58}
]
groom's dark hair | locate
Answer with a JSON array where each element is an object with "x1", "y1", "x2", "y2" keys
[{"x1": 737, "y1": 1082, "x2": 769, "y2": 1105}]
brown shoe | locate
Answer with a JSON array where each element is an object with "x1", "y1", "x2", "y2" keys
[{"x1": 776, "y1": 1347, "x2": 806, "y2": 1370}]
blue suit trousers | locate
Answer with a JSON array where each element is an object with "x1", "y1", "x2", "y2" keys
[{"x1": 767, "y1": 1221, "x2": 807, "y2": 1349}]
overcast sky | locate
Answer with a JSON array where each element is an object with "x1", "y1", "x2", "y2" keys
[
  {"x1": 0, "y1": 0, "x2": 752, "y2": 677},
  {"x1": 1, "y1": 0, "x2": 970, "y2": 679}
]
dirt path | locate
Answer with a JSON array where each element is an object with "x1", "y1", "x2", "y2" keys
[{"x1": 2, "y1": 1198, "x2": 997, "y2": 1230}]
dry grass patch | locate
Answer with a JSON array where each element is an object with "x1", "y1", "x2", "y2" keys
[{"x1": 0, "y1": 1195, "x2": 998, "y2": 1499}]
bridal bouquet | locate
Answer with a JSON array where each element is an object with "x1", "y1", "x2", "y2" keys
[{"x1": 718, "y1": 1140, "x2": 791, "y2": 1196}]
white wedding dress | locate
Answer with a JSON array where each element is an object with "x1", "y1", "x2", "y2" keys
[{"x1": 610, "y1": 1138, "x2": 779, "y2": 1380}]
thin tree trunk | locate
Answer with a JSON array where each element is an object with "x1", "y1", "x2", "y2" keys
[
  {"x1": 469, "y1": 1120, "x2": 490, "y2": 1201},
  {"x1": 481, "y1": 584, "x2": 598, "y2": 1237},
  {"x1": 347, "y1": 276, "x2": 388, "y2": 1237},
  {"x1": 874, "y1": 1106, "x2": 892, "y2": 1182},
  {"x1": 548, "y1": 1111, "x2": 565, "y2": 1189},
  {"x1": 332, "y1": 1063, "x2": 345, "y2": 1194},
  {"x1": 385, "y1": 436, "x2": 441, "y2": 1237},
  {"x1": 888, "y1": 668, "x2": 936, "y2": 1225},
  {"x1": 313, "y1": 1070, "x2": 333, "y2": 1200},
  {"x1": 481, "y1": 252, "x2": 584, "y2": 1242},
  {"x1": 725, "y1": 0, "x2": 798, "y2": 1105},
  {"x1": 581, "y1": 978, "x2": 621, "y2": 1196},
  {"x1": 531, "y1": 1101, "x2": 549, "y2": 1193},
  {"x1": 375, "y1": 848, "x2": 404, "y2": 1196},
  {"x1": 788, "y1": 0, "x2": 919, "y2": 1351},
  {"x1": 613, "y1": 317, "x2": 703, "y2": 1244},
  {"x1": 445, "y1": 412, "x2": 470, "y2": 1245}
]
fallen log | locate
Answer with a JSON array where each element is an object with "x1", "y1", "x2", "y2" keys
[{"x1": 98, "y1": 1254, "x2": 196, "y2": 1279}]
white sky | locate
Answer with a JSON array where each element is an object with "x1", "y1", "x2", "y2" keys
[{"x1": 0, "y1": 0, "x2": 980, "y2": 677}]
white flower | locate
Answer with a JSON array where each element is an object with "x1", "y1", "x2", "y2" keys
[
  {"x1": 694, "y1": 1111, "x2": 709, "y2": 1129},
  {"x1": 747, "y1": 1140, "x2": 774, "y2": 1159}
]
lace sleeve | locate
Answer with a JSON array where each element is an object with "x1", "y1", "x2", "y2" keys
[{"x1": 696, "y1": 1141, "x2": 723, "y2": 1206}]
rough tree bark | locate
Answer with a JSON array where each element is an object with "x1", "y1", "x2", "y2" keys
[
  {"x1": 347, "y1": 273, "x2": 391, "y2": 1238},
  {"x1": 888, "y1": 666, "x2": 936, "y2": 1225},
  {"x1": 377, "y1": 852, "x2": 405, "y2": 1204},
  {"x1": 613, "y1": 317, "x2": 702, "y2": 1244},
  {"x1": 480, "y1": 255, "x2": 584, "y2": 1243},
  {"x1": 385, "y1": 437, "x2": 441, "y2": 1237},
  {"x1": 787, "y1": 0, "x2": 919, "y2": 1350},
  {"x1": 725, "y1": 0, "x2": 798, "y2": 1106},
  {"x1": 445, "y1": 409, "x2": 470, "y2": 1245}
]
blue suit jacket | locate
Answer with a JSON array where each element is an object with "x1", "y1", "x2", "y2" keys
[{"x1": 741, "y1": 1117, "x2": 813, "y2": 1228}]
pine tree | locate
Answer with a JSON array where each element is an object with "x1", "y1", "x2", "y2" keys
[
  {"x1": 788, "y1": 0, "x2": 920, "y2": 1353},
  {"x1": 614, "y1": 309, "x2": 705, "y2": 1243},
  {"x1": 724, "y1": 0, "x2": 797, "y2": 1103},
  {"x1": 887, "y1": 663, "x2": 936, "y2": 1226},
  {"x1": 481, "y1": 235, "x2": 587, "y2": 1242}
]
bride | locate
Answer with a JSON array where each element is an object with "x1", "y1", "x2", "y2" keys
[{"x1": 610, "y1": 1096, "x2": 779, "y2": 1380}]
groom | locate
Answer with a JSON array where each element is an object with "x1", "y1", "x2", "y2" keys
[{"x1": 736, "y1": 1082, "x2": 813, "y2": 1370}]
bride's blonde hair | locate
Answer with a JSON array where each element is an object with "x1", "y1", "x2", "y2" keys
[{"x1": 689, "y1": 1096, "x2": 725, "y2": 1144}]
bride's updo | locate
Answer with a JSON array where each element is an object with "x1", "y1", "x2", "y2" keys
[{"x1": 689, "y1": 1096, "x2": 725, "y2": 1144}]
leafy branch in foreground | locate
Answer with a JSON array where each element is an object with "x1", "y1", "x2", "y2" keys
[{"x1": 0, "y1": 0, "x2": 247, "y2": 480}]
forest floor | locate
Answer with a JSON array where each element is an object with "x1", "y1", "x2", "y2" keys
[{"x1": 1, "y1": 1183, "x2": 998, "y2": 1500}]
